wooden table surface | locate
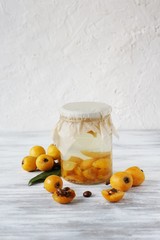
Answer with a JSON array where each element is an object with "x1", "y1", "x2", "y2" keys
[{"x1": 0, "y1": 130, "x2": 160, "y2": 240}]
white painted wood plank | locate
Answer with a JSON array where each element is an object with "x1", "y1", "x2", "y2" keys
[{"x1": 0, "y1": 131, "x2": 160, "y2": 240}]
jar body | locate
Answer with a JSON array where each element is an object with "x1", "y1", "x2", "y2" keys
[{"x1": 54, "y1": 116, "x2": 113, "y2": 184}]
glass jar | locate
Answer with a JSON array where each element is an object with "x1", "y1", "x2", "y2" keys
[{"x1": 53, "y1": 102, "x2": 114, "y2": 184}]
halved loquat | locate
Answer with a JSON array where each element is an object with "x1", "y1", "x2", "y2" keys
[
  {"x1": 53, "y1": 187, "x2": 76, "y2": 204},
  {"x1": 101, "y1": 188, "x2": 125, "y2": 203}
]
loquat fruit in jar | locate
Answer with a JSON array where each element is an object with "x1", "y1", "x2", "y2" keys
[
  {"x1": 80, "y1": 159, "x2": 95, "y2": 170},
  {"x1": 97, "y1": 168, "x2": 112, "y2": 181},
  {"x1": 62, "y1": 160, "x2": 77, "y2": 171},
  {"x1": 92, "y1": 157, "x2": 112, "y2": 169},
  {"x1": 36, "y1": 154, "x2": 54, "y2": 171},
  {"x1": 82, "y1": 167, "x2": 97, "y2": 180},
  {"x1": 22, "y1": 156, "x2": 37, "y2": 172},
  {"x1": 68, "y1": 156, "x2": 83, "y2": 165},
  {"x1": 65, "y1": 175, "x2": 85, "y2": 184},
  {"x1": 52, "y1": 187, "x2": 76, "y2": 204},
  {"x1": 81, "y1": 150, "x2": 110, "y2": 159},
  {"x1": 44, "y1": 175, "x2": 63, "y2": 193},
  {"x1": 125, "y1": 166, "x2": 145, "y2": 186},
  {"x1": 110, "y1": 171, "x2": 133, "y2": 192},
  {"x1": 29, "y1": 146, "x2": 46, "y2": 158}
]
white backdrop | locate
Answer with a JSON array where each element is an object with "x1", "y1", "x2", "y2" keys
[{"x1": 0, "y1": 0, "x2": 160, "y2": 131}]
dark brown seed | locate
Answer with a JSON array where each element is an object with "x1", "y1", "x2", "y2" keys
[
  {"x1": 56, "y1": 189, "x2": 63, "y2": 196},
  {"x1": 43, "y1": 158, "x2": 49, "y2": 162},
  {"x1": 63, "y1": 187, "x2": 70, "y2": 191},
  {"x1": 55, "y1": 182, "x2": 61, "y2": 188},
  {"x1": 141, "y1": 169, "x2": 144, "y2": 172},
  {"x1": 54, "y1": 162, "x2": 61, "y2": 170},
  {"x1": 110, "y1": 188, "x2": 117, "y2": 193},
  {"x1": 123, "y1": 177, "x2": 130, "y2": 183},
  {"x1": 64, "y1": 191, "x2": 71, "y2": 197},
  {"x1": 83, "y1": 191, "x2": 92, "y2": 198},
  {"x1": 22, "y1": 160, "x2": 24, "y2": 165},
  {"x1": 105, "y1": 180, "x2": 110, "y2": 185},
  {"x1": 108, "y1": 188, "x2": 118, "y2": 195}
]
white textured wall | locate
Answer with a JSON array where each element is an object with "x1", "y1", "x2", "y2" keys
[{"x1": 0, "y1": 0, "x2": 160, "y2": 131}]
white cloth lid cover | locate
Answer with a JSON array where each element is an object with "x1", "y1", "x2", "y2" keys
[{"x1": 60, "y1": 102, "x2": 112, "y2": 119}]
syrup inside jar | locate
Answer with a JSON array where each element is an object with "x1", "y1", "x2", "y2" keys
[{"x1": 53, "y1": 102, "x2": 114, "y2": 184}]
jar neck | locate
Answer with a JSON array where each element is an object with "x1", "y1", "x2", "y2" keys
[{"x1": 60, "y1": 114, "x2": 111, "y2": 123}]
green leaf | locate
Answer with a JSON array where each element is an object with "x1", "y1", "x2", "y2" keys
[{"x1": 28, "y1": 169, "x2": 61, "y2": 186}]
